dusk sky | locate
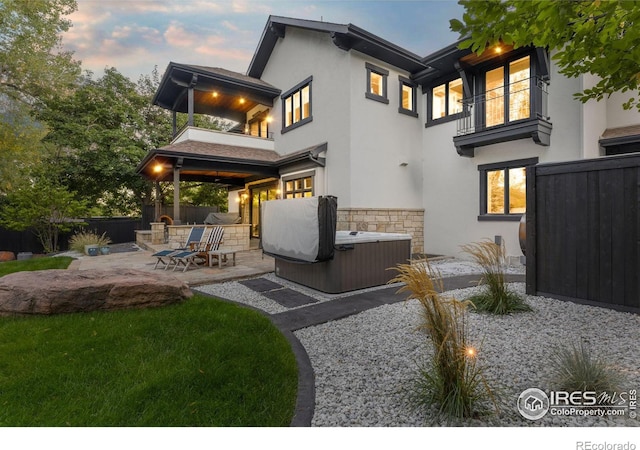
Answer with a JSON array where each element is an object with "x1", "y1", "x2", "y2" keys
[{"x1": 61, "y1": 0, "x2": 466, "y2": 81}]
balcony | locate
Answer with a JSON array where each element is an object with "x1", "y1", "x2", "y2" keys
[
  {"x1": 172, "y1": 126, "x2": 275, "y2": 152},
  {"x1": 453, "y1": 77, "x2": 552, "y2": 157}
]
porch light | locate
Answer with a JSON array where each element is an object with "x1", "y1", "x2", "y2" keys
[
  {"x1": 266, "y1": 115, "x2": 273, "y2": 123},
  {"x1": 212, "y1": 91, "x2": 219, "y2": 98},
  {"x1": 239, "y1": 97, "x2": 246, "y2": 104},
  {"x1": 152, "y1": 163, "x2": 164, "y2": 174}
]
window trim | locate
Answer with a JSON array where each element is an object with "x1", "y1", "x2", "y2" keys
[
  {"x1": 282, "y1": 171, "x2": 315, "y2": 199},
  {"x1": 478, "y1": 157, "x2": 538, "y2": 221},
  {"x1": 425, "y1": 76, "x2": 465, "y2": 126},
  {"x1": 480, "y1": 54, "x2": 532, "y2": 129},
  {"x1": 398, "y1": 76, "x2": 418, "y2": 117},
  {"x1": 365, "y1": 62, "x2": 389, "y2": 104},
  {"x1": 281, "y1": 76, "x2": 313, "y2": 134}
]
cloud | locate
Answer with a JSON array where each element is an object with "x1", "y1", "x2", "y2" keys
[{"x1": 163, "y1": 21, "x2": 200, "y2": 48}]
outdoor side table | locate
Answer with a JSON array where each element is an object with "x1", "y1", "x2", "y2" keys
[{"x1": 209, "y1": 249, "x2": 237, "y2": 268}]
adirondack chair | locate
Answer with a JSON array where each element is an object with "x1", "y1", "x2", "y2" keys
[
  {"x1": 168, "y1": 226, "x2": 225, "y2": 272},
  {"x1": 152, "y1": 227, "x2": 206, "y2": 270}
]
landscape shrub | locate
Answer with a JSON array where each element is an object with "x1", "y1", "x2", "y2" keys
[{"x1": 460, "y1": 239, "x2": 531, "y2": 314}]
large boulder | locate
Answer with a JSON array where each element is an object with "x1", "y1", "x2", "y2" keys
[{"x1": 0, "y1": 268, "x2": 192, "y2": 315}]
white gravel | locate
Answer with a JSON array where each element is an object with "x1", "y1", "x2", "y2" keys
[{"x1": 195, "y1": 259, "x2": 640, "y2": 427}]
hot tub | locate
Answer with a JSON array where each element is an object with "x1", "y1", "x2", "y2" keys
[{"x1": 274, "y1": 231, "x2": 412, "y2": 294}]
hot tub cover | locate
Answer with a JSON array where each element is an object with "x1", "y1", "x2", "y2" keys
[{"x1": 261, "y1": 196, "x2": 337, "y2": 263}]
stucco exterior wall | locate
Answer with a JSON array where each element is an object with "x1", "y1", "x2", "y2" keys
[
  {"x1": 347, "y1": 52, "x2": 424, "y2": 210},
  {"x1": 259, "y1": 28, "x2": 353, "y2": 206},
  {"x1": 422, "y1": 66, "x2": 591, "y2": 260}
]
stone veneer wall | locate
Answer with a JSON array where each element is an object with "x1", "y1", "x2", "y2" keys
[
  {"x1": 167, "y1": 224, "x2": 251, "y2": 252},
  {"x1": 336, "y1": 208, "x2": 424, "y2": 255}
]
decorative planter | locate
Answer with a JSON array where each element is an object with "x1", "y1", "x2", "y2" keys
[
  {"x1": 84, "y1": 245, "x2": 99, "y2": 256},
  {"x1": 100, "y1": 246, "x2": 111, "y2": 255},
  {"x1": 17, "y1": 252, "x2": 33, "y2": 260}
]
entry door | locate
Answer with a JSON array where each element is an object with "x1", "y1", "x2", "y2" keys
[{"x1": 250, "y1": 184, "x2": 279, "y2": 238}]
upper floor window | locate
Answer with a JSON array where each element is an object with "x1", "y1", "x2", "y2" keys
[
  {"x1": 365, "y1": 62, "x2": 389, "y2": 104},
  {"x1": 430, "y1": 78, "x2": 463, "y2": 121},
  {"x1": 282, "y1": 76, "x2": 312, "y2": 133},
  {"x1": 478, "y1": 157, "x2": 538, "y2": 221},
  {"x1": 398, "y1": 76, "x2": 418, "y2": 117},
  {"x1": 485, "y1": 56, "x2": 530, "y2": 127}
]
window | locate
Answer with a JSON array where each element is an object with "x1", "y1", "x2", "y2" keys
[
  {"x1": 478, "y1": 158, "x2": 538, "y2": 220},
  {"x1": 283, "y1": 174, "x2": 314, "y2": 199},
  {"x1": 282, "y1": 76, "x2": 312, "y2": 133},
  {"x1": 248, "y1": 111, "x2": 270, "y2": 138},
  {"x1": 398, "y1": 76, "x2": 418, "y2": 117},
  {"x1": 365, "y1": 62, "x2": 389, "y2": 104},
  {"x1": 430, "y1": 78, "x2": 463, "y2": 121},
  {"x1": 484, "y1": 56, "x2": 530, "y2": 127}
]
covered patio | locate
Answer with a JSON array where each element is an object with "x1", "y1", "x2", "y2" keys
[{"x1": 135, "y1": 62, "x2": 326, "y2": 246}]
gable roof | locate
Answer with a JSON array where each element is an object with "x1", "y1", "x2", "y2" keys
[{"x1": 247, "y1": 15, "x2": 428, "y2": 78}]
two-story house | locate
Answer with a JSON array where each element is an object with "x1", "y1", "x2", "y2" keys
[{"x1": 136, "y1": 15, "x2": 640, "y2": 261}]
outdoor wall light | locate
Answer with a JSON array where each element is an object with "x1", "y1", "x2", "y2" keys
[
  {"x1": 212, "y1": 91, "x2": 219, "y2": 98},
  {"x1": 239, "y1": 97, "x2": 246, "y2": 104},
  {"x1": 266, "y1": 115, "x2": 273, "y2": 123},
  {"x1": 465, "y1": 346, "x2": 477, "y2": 358}
]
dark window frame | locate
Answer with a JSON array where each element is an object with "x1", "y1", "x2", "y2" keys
[
  {"x1": 365, "y1": 62, "x2": 389, "y2": 104},
  {"x1": 425, "y1": 76, "x2": 465, "y2": 127},
  {"x1": 478, "y1": 157, "x2": 538, "y2": 221},
  {"x1": 281, "y1": 76, "x2": 313, "y2": 134},
  {"x1": 477, "y1": 53, "x2": 534, "y2": 130},
  {"x1": 282, "y1": 171, "x2": 315, "y2": 199},
  {"x1": 398, "y1": 76, "x2": 418, "y2": 117}
]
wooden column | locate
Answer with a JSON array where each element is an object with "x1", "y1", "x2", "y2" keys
[
  {"x1": 173, "y1": 157, "x2": 183, "y2": 224},
  {"x1": 187, "y1": 87, "x2": 194, "y2": 127},
  {"x1": 154, "y1": 180, "x2": 161, "y2": 221}
]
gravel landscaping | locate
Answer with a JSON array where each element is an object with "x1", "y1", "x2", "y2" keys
[{"x1": 196, "y1": 259, "x2": 640, "y2": 427}]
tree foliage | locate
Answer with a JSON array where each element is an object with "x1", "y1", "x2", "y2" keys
[
  {"x1": 37, "y1": 68, "x2": 165, "y2": 215},
  {"x1": 450, "y1": 0, "x2": 640, "y2": 110},
  {"x1": 0, "y1": 178, "x2": 87, "y2": 253},
  {"x1": 0, "y1": 0, "x2": 81, "y2": 106}
]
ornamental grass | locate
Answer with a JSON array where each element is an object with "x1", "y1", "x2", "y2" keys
[
  {"x1": 69, "y1": 229, "x2": 111, "y2": 253},
  {"x1": 549, "y1": 341, "x2": 622, "y2": 395},
  {"x1": 460, "y1": 239, "x2": 531, "y2": 314},
  {"x1": 390, "y1": 260, "x2": 495, "y2": 420}
]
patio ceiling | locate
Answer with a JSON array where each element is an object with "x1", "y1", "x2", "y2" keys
[{"x1": 153, "y1": 63, "x2": 281, "y2": 124}]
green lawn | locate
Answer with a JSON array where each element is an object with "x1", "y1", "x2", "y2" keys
[
  {"x1": 0, "y1": 256, "x2": 74, "y2": 277},
  {"x1": 0, "y1": 290, "x2": 298, "y2": 426}
]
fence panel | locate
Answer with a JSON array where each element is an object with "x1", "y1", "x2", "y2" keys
[
  {"x1": 526, "y1": 154, "x2": 640, "y2": 313},
  {"x1": 0, "y1": 218, "x2": 142, "y2": 255}
]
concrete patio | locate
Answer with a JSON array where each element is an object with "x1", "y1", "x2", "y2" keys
[{"x1": 68, "y1": 243, "x2": 275, "y2": 287}]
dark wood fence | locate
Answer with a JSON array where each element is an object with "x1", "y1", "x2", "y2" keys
[
  {"x1": 0, "y1": 217, "x2": 142, "y2": 255},
  {"x1": 526, "y1": 153, "x2": 640, "y2": 313}
]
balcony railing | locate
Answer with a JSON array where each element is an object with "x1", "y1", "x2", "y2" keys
[{"x1": 456, "y1": 77, "x2": 549, "y2": 136}]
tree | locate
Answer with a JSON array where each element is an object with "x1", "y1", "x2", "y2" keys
[
  {"x1": 0, "y1": 178, "x2": 87, "y2": 253},
  {"x1": 38, "y1": 68, "x2": 157, "y2": 216},
  {"x1": 0, "y1": 0, "x2": 81, "y2": 197},
  {"x1": 450, "y1": 0, "x2": 640, "y2": 110},
  {"x1": 0, "y1": 0, "x2": 80, "y2": 106}
]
